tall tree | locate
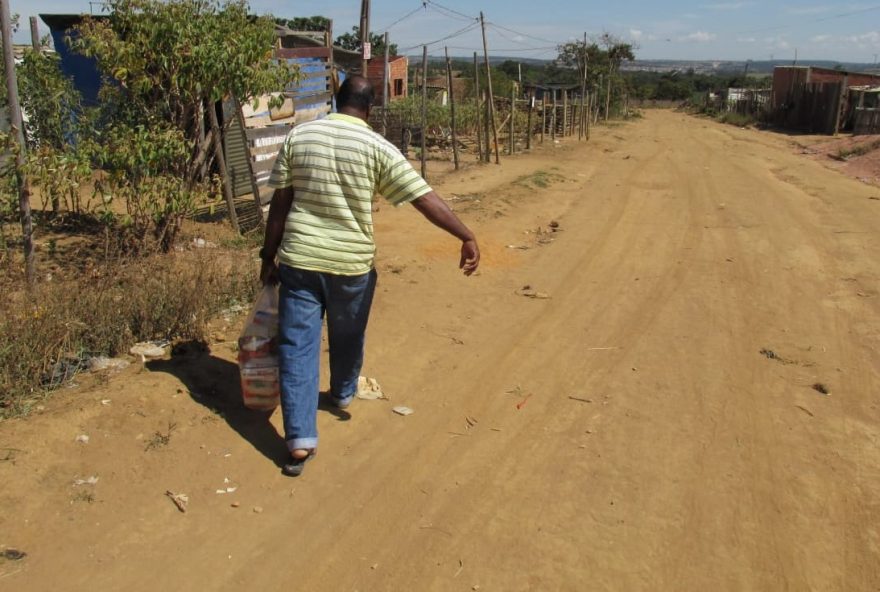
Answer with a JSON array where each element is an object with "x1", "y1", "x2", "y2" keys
[
  {"x1": 70, "y1": 0, "x2": 296, "y2": 248},
  {"x1": 335, "y1": 26, "x2": 397, "y2": 56}
]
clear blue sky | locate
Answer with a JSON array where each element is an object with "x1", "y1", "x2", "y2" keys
[{"x1": 13, "y1": 0, "x2": 880, "y2": 63}]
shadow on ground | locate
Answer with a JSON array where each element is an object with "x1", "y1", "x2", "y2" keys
[{"x1": 146, "y1": 341, "x2": 350, "y2": 466}]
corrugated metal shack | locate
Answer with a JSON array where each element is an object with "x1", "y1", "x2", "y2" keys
[
  {"x1": 849, "y1": 86, "x2": 880, "y2": 135},
  {"x1": 772, "y1": 66, "x2": 880, "y2": 134}
]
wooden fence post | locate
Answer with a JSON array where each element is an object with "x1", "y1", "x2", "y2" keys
[
  {"x1": 421, "y1": 45, "x2": 428, "y2": 180},
  {"x1": 480, "y1": 12, "x2": 500, "y2": 164},
  {"x1": 526, "y1": 91, "x2": 533, "y2": 150},
  {"x1": 509, "y1": 83, "x2": 515, "y2": 155},
  {"x1": 445, "y1": 47, "x2": 459, "y2": 170},
  {"x1": 207, "y1": 98, "x2": 240, "y2": 234},
  {"x1": 540, "y1": 95, "x2": 545, "y2": 144},
  {"x1": 382, "y1": 32, "x2": 390, "y2": 135},
  {"x1": 472, "y1": 52, "x2": 483, "y2": 162},
  {"x1": 29, "y1": 16, "x2": 40, "y2": 51},
  {"x1": 551, "y1": 89, "x2": 557, "y2": 141},
  {"x1": 2, "y1": 0, "x2": 35, "y2": 284}
]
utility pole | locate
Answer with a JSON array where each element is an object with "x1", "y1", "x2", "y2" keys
[
  {"x1": 480, "y1": 12, "x2": 500, "y2": 164},
  {"x1": 359, "y1": 0, "x2": 370, "y2": 75},
  {"x1": 445, "y1": 47, "x2": 459, "y2": 170},
  {"x1": 2, "y1": 0, "x2": 35, "y2": 284},
  {"x1": 420, "y1": 45, "x2": 428, "y2": 180}
]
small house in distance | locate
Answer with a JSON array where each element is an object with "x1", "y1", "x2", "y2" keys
[
  {"x1": 771, "y1": 65, "x2": 880, "y2": 134},
  {"x1": 367, "y1": 55, "x2": 408, "y2": 104}
]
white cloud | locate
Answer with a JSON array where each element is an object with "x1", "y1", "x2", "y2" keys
[
  {"x1": 628, "y1": 29, "x2": 658, "y2": 42},
  {"x1": 844, "y1": 31, "x2": 880, "y2": 48},
  {"x1": 764, "y1": 36, "x2": 791, "y2": 50},
  {"x1": 737, "y1": 37, "x2": 757, "y2": 43},
  {"x1": 679, "y1": 31, "x2": 717, "y2": 42},
  {"x1": 811, "y1": 34, "x2": 832, "y2": 43}
]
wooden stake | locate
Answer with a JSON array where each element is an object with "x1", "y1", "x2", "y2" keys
[
  {"x1": 526, "y1": 91, "x2": 533, "y2": 150},
  {"x1": 472, "y1": 52, "x2": 483, "y2": 162},
  {"x1": 420, "y1": 45, "x2": 428, "y2": 180},
  {"x1": 207, "y1": 98, "x2": 240, "y2": 234},
  {"x1": 382, "y1": 31, "x2": 390, "y2": 135},
  {"x1": 480, "y1": 12, "x2": 500, "y2": 164},
  {"x1": 508, "y1": 83, "x2": 515, "y2": 155},
  {"x1": 540, "y1": 94, "x2": 545, "y2": 144},
  {"x1": 582, "y1": 32, "x2": 590, "y2": 141},
  {"x1": 29, "y1": 16, "x2": 40, "y2": 51},
  {"x1": 2, "y1": 0, "x2": 35, "y2": 284},
  {"x1": 605, "y1": 72, "x2": 612, "y2": 122},
  {"x1": 445, "y1": 47, "x2": 459, "y2": 170},
  {"x1": 551, "y1": 89, "x2": 557, "y2": 141}
]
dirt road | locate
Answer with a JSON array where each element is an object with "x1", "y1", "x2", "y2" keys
[{"x1": 2, "y1": 111, "x2": 879, "y2": 591}]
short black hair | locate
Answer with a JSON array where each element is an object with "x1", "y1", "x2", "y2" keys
[{"x1": 336, "y1": 75, "x2": 375, "y2": 111}]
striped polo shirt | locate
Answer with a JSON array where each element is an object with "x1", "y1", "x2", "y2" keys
[{"x1": 267, "y1": 113, "x2": 432, "y2": 275}]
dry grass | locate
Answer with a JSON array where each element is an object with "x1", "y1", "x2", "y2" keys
[{"x1": 0, "y1": 249, "x2": 258, "y2": 417}]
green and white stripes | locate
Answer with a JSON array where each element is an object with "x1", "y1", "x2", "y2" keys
[{"x1": 268, "y1": 113, "x2": 431, "y2": 275}]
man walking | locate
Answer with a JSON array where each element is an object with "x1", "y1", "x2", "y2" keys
[{"x1": 259, "y1": 76, "x2": 479, "y2": 476}]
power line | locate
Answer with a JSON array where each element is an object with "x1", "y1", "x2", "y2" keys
[
  {"x1": 487, "y1": 23, "x2": 559, "y2": 51},
  {"x1": 375, "y1": 3, "x2": 428, "y2": 33},
  {"x1": 399, "y1": 21, "x2": 481, "y2": 52},
  {"x1": 735, "y1": 4, "x2": 880, "y2": 35},
  {"x1": 486, "y1": 21, "x2": 559, "y2": 45},
  {"x1": 446, "y1": 45, "x2": 559, "y2": 52},
  {"x1": 425, "y1": 0, "x2": 478, "y2": 23}
]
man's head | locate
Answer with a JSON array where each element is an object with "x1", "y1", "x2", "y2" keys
[{"x1": 336, "y1": 75, "x2": 375, "y2": 120}]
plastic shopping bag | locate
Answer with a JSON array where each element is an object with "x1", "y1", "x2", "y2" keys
[{"x1": 238, "y1": 285, "x2": 280, "y2": 410}]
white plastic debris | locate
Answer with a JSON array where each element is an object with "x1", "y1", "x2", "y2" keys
[
  {"x1": 165, "y1": 491, "x2": 189, "y2": 513},
  {"x1": 129, "y1": 342, "x2": 166, "y2": 359},
  {"x1": 73, "y1": 476, "x2": 99, "y2": 486},
  {"x1": 88, "y1": 356, "x2": 130, "y2": 372},
  {"x1": 75, "y1": 434, "x2": 90, "y2": 444},
  {"x1": 356, "y1": 376, "x2": 387, "y2": 400},
  {"x1": 392, "y1": 406, "x2": 414, "y2": 416}
]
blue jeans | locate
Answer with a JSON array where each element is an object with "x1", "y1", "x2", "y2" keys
[{"x1": 277, "y1": 264, "x2": 377, "y2": 452}]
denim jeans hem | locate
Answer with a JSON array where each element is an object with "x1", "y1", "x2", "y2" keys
[{"x1": 287, "y1": 437, "x2": 318, "y2": 452}]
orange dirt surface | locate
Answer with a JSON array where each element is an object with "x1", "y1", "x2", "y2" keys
[{"x1": 2, "y1": 110, "x2": 879, "y2": 591}]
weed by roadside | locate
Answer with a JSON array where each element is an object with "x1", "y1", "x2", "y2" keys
[
  {"x1": 145, "y1": 421, "x2": 177, "y2": 451},
  {"x1": 514, "y1": 170, "x2": 567, "y2": 189},
  {"x1": 717, "y1": 112, "x2": 757, "y2": 128},
  {"x1": 834, "y1": 138, "x2": 880, "y2": 161},
  {"x1": 0, "y1": 250, "x2": 258, "y2": 418}
]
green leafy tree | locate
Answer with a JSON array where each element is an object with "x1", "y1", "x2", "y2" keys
[
  {"x1": 70, "y1": 0, "x2": 296, "y2": 249},
  {"x1": 335, "y1": 26, "x2": 398, "y2": 56}
]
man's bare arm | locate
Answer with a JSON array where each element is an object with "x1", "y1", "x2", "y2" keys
[
  {"x1": 411, "y1": 191, "x2": 480, "y2": 275},
  {"x1": 259, "y1": 186, "x2": 294, "y2": 285}
]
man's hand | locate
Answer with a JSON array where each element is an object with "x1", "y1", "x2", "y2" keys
[
  {"x1": 460, "y1": 239, "x2": 480, "y2": 276},
  {"x1": 260, "y1": 259, "x2": 279, "y2": 286},
  {"x1": 412, "y1": 191, "x2": 480, "y2": 277}
]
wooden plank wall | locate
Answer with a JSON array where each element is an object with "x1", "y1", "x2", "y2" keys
[
  {"x1": 226, "y1": 46, "x2": 334, "y2": 207},
  {"x1": 854, "y1": 108, "x2": 880, "y2": 135}
]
